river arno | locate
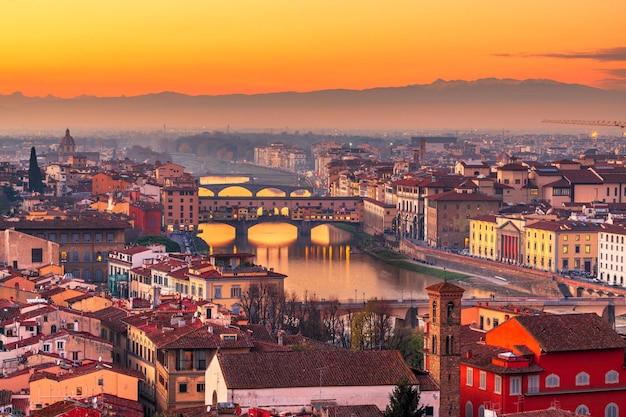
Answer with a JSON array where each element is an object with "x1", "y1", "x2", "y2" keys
[{"x1": 198, "y1": 222, "x2": 493, "y2": 302}]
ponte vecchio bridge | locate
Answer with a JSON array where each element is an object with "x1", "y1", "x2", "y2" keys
[{"x1": 198, "y1": 183, "x2": 363, "y2": 235}]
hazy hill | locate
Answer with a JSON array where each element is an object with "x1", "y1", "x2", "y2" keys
[{"x1": 1, "y1": 79, "x2": 624, "y2": 132}]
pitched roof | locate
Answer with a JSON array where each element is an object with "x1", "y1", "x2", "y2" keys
[
  {"x1": 425, "y1": 280, "x2": 466, "y2": 295},
  {"x1": 218, "y1": 350, "x2": 417, "y2": 389},
  {"x1": 513, "y1": 313, "x2": 626, "y2": 352},
  {"x1": 427, "y1": 191, "x2": 501, "y2": 202},
  {"x1": 323, "y1": 405, "x2": 383, "y2": 417}
]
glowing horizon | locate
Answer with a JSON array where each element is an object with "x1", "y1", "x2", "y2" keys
[{"x1": 2, "y1": 1, "x2": 625, "y2": 98}]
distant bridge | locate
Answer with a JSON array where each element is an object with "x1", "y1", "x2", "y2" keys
[
  {"x1": 199, "y1": 195, "x2": 363, "y2": 235},
  {"x1": 199, "y1": 183, "x2": 314, "y2": 197}
]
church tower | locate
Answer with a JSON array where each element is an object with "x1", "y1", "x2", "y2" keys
[{"x1": 425, "y1": 280, "x2": 465, "y2": 417}]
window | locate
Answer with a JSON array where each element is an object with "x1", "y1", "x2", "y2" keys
[
  {"x1": 510, "y1": 377, "x2": 521, "y2": 395},
  {"x1": 56, "y1": 341, "x2": 65, "y2": 350},
  {"x1": 60, "y1": 233, "x2": 68, "y2": 243},
  {"x1": 466, "y1": 367, "x2": 474, "y2": 386},
  {"x1": 585, "y1": 245, "x2": 591, "y2": 254},
  {"x1": 107, "y1": 233, "x2": 114, "y2": 242},
  {"x1": 606, "y1": 403, "x2": 619, "y2": 417},
  {"x1": 84, "y1": 251, "x2": 90, "y2": 262},
  {"x1": 179, "y1": 383, "x2": 187, "y2": 393},
  {"x1": 197, "y1": 383, "x2": 205, "y2": 392},
  {"x1": 576, "y1": 372, "x2": 590, "y2": 386},
  {"x1": 576, "y1": 405, "x2": 590, "y2": 416},
  {"x1": 563, "y1": 245, "x2": 569, "y2": 254},
  {"x1": 95, "y1": 233, "x2": 102, "y2": 242},
  {"x1": 479, "y1": 371, "x2": 486, "y2": 390},
  {"x1": 466, "y1": 402, "x2": 473, "y2": 417},
  {"x1": 546, "y1": 373, "x2": 560, "y2": 388},
  {"x1": 214, "y1": 286, "x2": 222, "y2": 299},
  {"x1": 72, "y1": 233, "x2": 79, "y2": 243},
  {"x1": 606, "y1": 370, "x2": 619, "y2": 384},
  {"x1": 494, "y1": 375, "x2": 502, "y2": 394},
  {"x1": 43, "y1": 344, "x2": 50, "y2": 352},
  {"x1": 231, "y1": 286, "x2": 242, "y2": 298},
  {"x1": 528, "y1": 375, "x2": 539, "y2": 393},
  {"x1": 31, "y1": 248, "x2": 43, "y2": 263}
]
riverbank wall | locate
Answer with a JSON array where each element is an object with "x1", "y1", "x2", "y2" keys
[{"x1": 395, "y1": 238, "x2": 561, "y2": 296}]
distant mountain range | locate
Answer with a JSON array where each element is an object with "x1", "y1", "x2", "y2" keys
[{"x1": 1, "y1": 79, "x2": 625, "y2": 132}]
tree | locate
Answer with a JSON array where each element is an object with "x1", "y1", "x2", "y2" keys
[
  {"x1": 28, "y1": 147, "x2": 44, "y2": 193},
  {"x1": 384, "y1": 378, "x2": 425, "y2": 417},
  {"x1": 135, "y1": 235, "x2": 181, "y2": 252}
]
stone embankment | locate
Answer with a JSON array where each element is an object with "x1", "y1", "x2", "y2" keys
[{"x1": 395, "y1": 239, "x2": 563, "y2": 297}]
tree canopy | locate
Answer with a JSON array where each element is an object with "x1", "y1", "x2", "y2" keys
[
  {"x1": 28, "y1": 147, "x2": 44, "y2": 193},
  {"x1": 384, "y1": 378, "x2": 425, "y2": 417},
  {"x1": 135, "y1": 235, "x2": 181, "y2": 252}
]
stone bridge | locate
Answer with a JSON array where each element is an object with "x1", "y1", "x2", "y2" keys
[{"x1": 199, "y1": 183, "x2": 313, "y2": 197}]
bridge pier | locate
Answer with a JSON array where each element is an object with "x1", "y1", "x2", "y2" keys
[{"x1": 299, "y1": 221, "x2": 311, "y2": 236}]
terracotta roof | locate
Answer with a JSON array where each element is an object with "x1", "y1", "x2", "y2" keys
[
  {"x1": 0, "y1": 218, "x2": 131, "y2": 230},
  {"x1": 160, "y1": 324, "x2": 254, "y2": 350},
  {"x1": 425, "y1": 280, "x2": 466, "y2": 294},
  {"x1": 218, "y1": 350, "x2": 417, "y2": 389},
  {"x1": 503, "y1": 408, "x2": 577, "y2": 417},
  {"x1": 323, "y1": 405, "x2": 383, "y2": 417},
  {"x1": 472, "y1": 214, "x2": 497, "y2": 223},
  {"x1": 560, "y1": 169, "x2": 602, "y2": 184},
  {"x1": 426, "y1": 191, "x2": 502, "y2": 202},
  {"x1": 513, "y1": 313, "x2": 626, "y2": 352},
  {"x1": 88, "y1": 306, "x2": 129, "y2": 334},
  {"x1": 461, "y1": 327, "x2": 544, "y2": 375},
  {"x1": 498, "y1": 164, "x2": 528, "y2": 171}
]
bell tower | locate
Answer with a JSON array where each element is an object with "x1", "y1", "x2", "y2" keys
[{"x1": 425, "y1": 280, "x2": 465, "y2": 417}]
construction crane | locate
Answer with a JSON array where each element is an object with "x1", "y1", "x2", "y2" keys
[{"x1": 542, "y1": 119, "x2": 626, "y2": 129}]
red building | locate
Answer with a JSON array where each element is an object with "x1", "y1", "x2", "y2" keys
[
  {"x1": 128, "y1": 201, "x2": 162, "y2": 235},
  {"x1": 460, "y1": 313, "x2": 626, "y2": 417}
]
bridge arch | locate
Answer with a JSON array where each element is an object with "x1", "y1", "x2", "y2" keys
[
  {"x1": 199, "y1": 187, "x2": 215, "y2": 197},
  {"x1": 218, "y1": 186, "x2": 253, "y2": 197},
  {"x1": 256, "y1": 187, "x2": 286, "y2": 197},
  {"x1": 290, "y1": 189, "x2": 312, "y2": 197}
]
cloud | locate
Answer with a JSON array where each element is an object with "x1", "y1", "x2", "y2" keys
[
  {"x1": 495, "y1": 47, "x2": 626, "y2": 62},
  {"x1": 597, "y1": 68, "x2": 626, "y2": 90}
]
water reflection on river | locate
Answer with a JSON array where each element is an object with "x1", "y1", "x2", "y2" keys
[{"x1": 198, "y1": 222, "x2": 491, "y2": 302}]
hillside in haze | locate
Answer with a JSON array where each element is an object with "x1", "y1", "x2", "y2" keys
[{"x1": 1, "y1": 79, "x2": 624, "y2": 132}]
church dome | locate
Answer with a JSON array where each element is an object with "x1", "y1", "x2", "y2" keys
[
  {"x1": 59, "y1": 128, "x2": 76, "y2": 154},
  {"x1": 60, "y1": 128, "x2": 75, "y2": 147}
]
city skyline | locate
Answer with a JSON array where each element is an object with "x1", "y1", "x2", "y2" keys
[{"x1": 2, "y1": 1, "x2": 625, "y2": 98}]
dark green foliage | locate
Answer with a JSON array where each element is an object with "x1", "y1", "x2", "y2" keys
[
  {"x1": 135, "y1": 235, "x2": 181, "y2": 252},
  {"x1": 384, "y1": 378, "x2": 425, "y2": 417},
  {"x1": 28, "y1": 147, "x2": 44, "y2": 193}
]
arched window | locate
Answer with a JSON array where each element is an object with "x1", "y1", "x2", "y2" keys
[
  {"x1": 445, "y1": 336, "x2": 450, "y2": 355},
  {"x1": 606, "y1": 370, "x2": 619, "y2": 384},
  {"x1": 606, "y1": 403, "x2": 619, "y2": 417},
  {"x1": 432, "y1": 335, "x2": 437, "y2": 354},
  {"x1": 432, "y1": 301, "x2": 437, "y2": 318},
  {"x1": 447, "y1": 301, "x2": 454, "y2": 322},
  {"x1": 576, "y1": 405, "x2": 590, "y2": 416},
  {"x1": 546, "y1": 373, "x2": 560, "y2": 388},
  {"x1": 465, "y1": 401, "x2": 473, "y2": 417},
  {"x1": 478, "y1": 405, "x2": 485, "y2": 417},
  {"x1": 576, "y1": 372, "x2": 590, "y2": 386}
]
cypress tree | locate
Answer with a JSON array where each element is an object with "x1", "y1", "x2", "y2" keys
[
  {"x1": 384, "y1": 378, "x2": 425, "y2": 417},
  {"x1": 28, "y1": 147, "x2": 44, "y2": 193}
]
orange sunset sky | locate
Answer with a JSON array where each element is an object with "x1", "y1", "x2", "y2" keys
[{"x1": 2, "y1": 0, "x2": 625, "y2": 98}]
